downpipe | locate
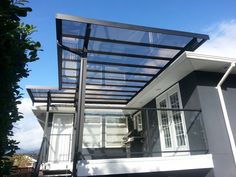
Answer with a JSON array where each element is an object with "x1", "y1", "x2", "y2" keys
[{"x1": 216, "y1": 62, "x2": 236, "y2": 165}]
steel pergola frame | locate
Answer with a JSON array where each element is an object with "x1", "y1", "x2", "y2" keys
[
  {"x1": 27, "y1": 14, "x2": 209, "y2": 176},
  {"x1": 56, "y1": 14, "x2": 209, "y2": 105}
]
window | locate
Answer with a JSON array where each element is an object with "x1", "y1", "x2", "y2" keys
[
  {"x1": 133, "y1": 111, "x2": 143, "y2": 132},
  {"x1": 83, "y1": 115, "x2": 128, "y2": 148},
  {"x1": 156, "y1": 84, "x2": 189, "y2": 156},
  {"x1": 83, "y1": 116, "x2": 102, "y2": 148},
  {"x1": 105, "y1": 117, "x2": 128, "y2": 147}
]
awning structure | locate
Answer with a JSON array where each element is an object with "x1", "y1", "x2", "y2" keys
[
  {"x1": 28, "y1": 14, "x2": 209, "y2": 105},
  {"x1": 27, "y1": 86, "x2": 76, "y2": 104}
]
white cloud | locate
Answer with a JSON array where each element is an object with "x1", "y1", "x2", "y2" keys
[
  {"x1": 197, "y1": 20, "x2": 236, "y2": 58},
  {"x1": 14, "y1": 98, "x2": 43, "y2": 151}
]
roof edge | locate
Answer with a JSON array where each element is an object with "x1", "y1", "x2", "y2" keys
[
  {"x1": 186, "y1": 52, "x2": 236, "y2": 63},
  {"x1": 56, "y1": 13, "x2": 209, "y2": 39}
]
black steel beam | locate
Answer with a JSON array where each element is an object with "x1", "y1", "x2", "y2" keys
[
  {"x1": 58, "y1": 43, "x2": 82, "y2": 56},
  {"x1": 46, "y1": 91, "x2": 51, "y2": 112},
  {"x1": 81, "y1": 24, "x2": 91, "y2": 57},
  {"x1": 62, "y1": 58, "x2": 78, "y2": 62},
  {"x1": 87, "y1": 50, "x2": 171, "y2": 60},
  {"x1": 62, "y1": 82, "x2": 77, "y2": 85},
  {"x1": 86, "y1": 77, "x2": 148, "y2": 83},
  {"x1": 35, "y1": 96, "x2": 74, "y2": 99},
  {"x1": 56, "y1": 18, "x2": 63, "y2": 89},
  {"x1": 62, "y1": 81, "x2": 143, "y2": 88},
  {"x1": 85, "y1": 106, "x2": 202, "y2": 112},
  {"x1": 62, "y1": 67, "x2": 78, "y2": 71},
  {"x1": 62, "y1": 67, "x2": 155, "y2": 77},
  {"x1": 34, "y1": 100, "x2": 75, "y2": 104},
  {"x1": 85, "y1": 97, "x2": 129, "y2": 101},
  {"x1": 87, "y1": 68, "x2": 155, "y2": 76},
  {"x1": 31, "y1": 91, "x2": 75, "y2": 95},
  {"x1": 62, "y1": 75, "x2": 78, "y2": 78},
  {"x1": 62, "y1": 34, "x2": 184, "y2": 50},
  {"x1": 87, "y1": 60, "x2": 162, "y2": 69},
  {"x1": 86, "y1": 88, "x2": 137, "y2": 93},
  {"x1": 63, "y1": 47, "x2": 172, "y2": 60},
  {"x1": 85, "y1": 100, "x2": 127, "y2": 104},
  {"x1": 85, "y1": 93, "x2": 133, "y2": 97},
  {"x1": 63, "y1": 75, "x2": 148, "y2": 83},
  {"x1": 86, "y1": 83, "x2": 142, "y2": 88},
  {"x1": 62, "y1": 58, "x2": 161, "y2": 69}
]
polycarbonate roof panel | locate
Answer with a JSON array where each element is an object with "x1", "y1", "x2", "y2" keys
[
  {"x1": 54, "y1": 14, "x2": 209, "y2": 105},
  {"x1": 27, "y1": 86, "x2": 76, "y2": 104}
]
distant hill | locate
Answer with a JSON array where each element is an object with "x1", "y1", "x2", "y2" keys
[{"x1": 16, "y1": 149, "x2": 39, "y2": 159}]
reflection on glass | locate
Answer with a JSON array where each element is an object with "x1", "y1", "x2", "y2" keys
[
  {"x1": 89, "y1": 41, "x2": 179, "y2": 58},
  {"x1": 90, "y1": 24, "x2": 192, "y2": 47},
  {"x1": 62, "y1": 20, "x2": 86, "y2": 36}
]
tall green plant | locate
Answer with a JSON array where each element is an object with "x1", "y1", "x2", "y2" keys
[{"x1": 0, "y1": 0, "x2": 41, "y2": 175}]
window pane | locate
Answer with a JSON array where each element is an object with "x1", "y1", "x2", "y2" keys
[
  {"x1": 170, "y1": 92, "x2": 186, "y2": 146},
  {"x1": 83, "y1": 116, "x2": 102, "y2": 148},
  {"x1": 105, "y1": 117, "x2": 128, "y2": 147},
  {"x1": 159, "y1": 99, "x2": 172, "y2": 148}
]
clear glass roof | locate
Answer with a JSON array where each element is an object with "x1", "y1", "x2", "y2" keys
[
  {"x1": 27, "y1": 87, "x2": 76, "y2": 104},
  {"x1": 27, "y1": 14, "x2": 209, "y2": 105}
]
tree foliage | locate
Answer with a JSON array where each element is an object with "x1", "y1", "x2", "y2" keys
[
  {"x1": 11, "y1": 154, "x2": 34, "y2": 168},
  {"x1": 0, "y1": 0, "x2": 41, "y2": 175}
]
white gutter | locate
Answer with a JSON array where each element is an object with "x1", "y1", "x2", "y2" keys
[{"x1": 216, "y1": 62, "x2": 236, "y2": 165}]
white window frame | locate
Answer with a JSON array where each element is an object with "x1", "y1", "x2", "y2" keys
[
  {"x1": 155, "y1": 84, "x2": 189, "y2": 157},
  {"x1": 105, "y1": 116, "x2": 128, "y2": 148},
  {"x1": 83, "y1": 116, "x2": 102, "y2": 148},
  {"x1": 133, "y1": 111, "x2": 143, "y2": 132},
  {"x1": 48, "y1": 113, "x2": 74, "y2": 162}
]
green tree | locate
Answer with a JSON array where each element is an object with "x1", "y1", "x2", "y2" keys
[{"x1": 0, "y1": 0, "x2": 41, "y2": 175}]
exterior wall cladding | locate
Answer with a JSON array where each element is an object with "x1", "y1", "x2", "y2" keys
[{"x1": 142, "y1": 71, "x2": 236, "y2": 177}]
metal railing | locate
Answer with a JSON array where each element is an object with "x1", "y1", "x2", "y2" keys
[
  {"x1": 32, "y1": 134, "x2": 72, "y2": 176},
  {"x1": 80, "y1": 106, "x2": 209, "y2": 160},
  {"x1": 33, "y1": 106, "x2": 209, "y2": 176},
  {"x1": 32, "y1": 136, "x2": 49, "y2": 177},
  {"x1": 47, "y1": 134, "x2": 72, "y2": 162}
]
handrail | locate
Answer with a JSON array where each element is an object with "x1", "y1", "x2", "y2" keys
[
  {"x1": 82, "y1": 149, "x2": 209, "y2": 157},
  {"x1": 32, "y1": 134, "x2": 72, "y2": 176},
  {"x1": 32, "y1": 137, "x2": 47, "y2": 177},
  {"x1": 48, "y1": 134, "x2": 72, "y2": 162},
  {"x1": 84, "y1": 106, "x2": 201, "y2": 112},
  {"x1": 80, "y1": 108, "x2": 208, "y2": 161}
]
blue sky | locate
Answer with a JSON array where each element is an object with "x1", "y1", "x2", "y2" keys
[
  {"x1": 20, "y1": 0, "x2": 236, "y2": 92},
  {"x1": 15, "y1": 0, "x2": 236, "y2": 151}
]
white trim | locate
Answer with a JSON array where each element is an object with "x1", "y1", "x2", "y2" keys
[
  {"x1": 83, "y1": 116, "x2": 102, "y2": 148},
  {"x1": 26, "y1": 85, "x2": 59, "y2": 90},
  {"x1": 42, "y1": 162, "x2": 72, "y2": 171},
  {"x1": 77, "y1": 154, "x2": 213, "y2": 176},
  {"x1": 155, "y1": 84, "x2": 189, "y2": 156},
  {"x1": 48, "y1": 113, "x2": 74, "y2": 162},
  {"x1": 105, "y1": 116, "x2": 128, "y2": 148},
  {"x1": 133, "y1": 111, "x2": 143, "y2": 132},
  {"x1": 186, "y1": 52, "x2": 236, "y2": 63}
]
